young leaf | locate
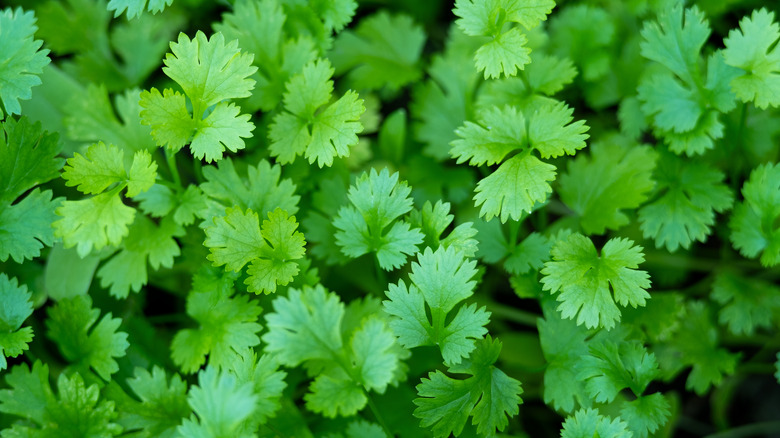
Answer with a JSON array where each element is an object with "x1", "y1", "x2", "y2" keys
[
  {"x1": 200, "y1": 157, "x2": 299, "y2": 218},
  {"x1": 560, "y1": 409, "x2": 632, "y2": 438},
  {"x1": 0, "y1": 274, "x2": 34, "y2": 370},
  {"x1": 729, "y1": 162, "x2": 780, "y2": 266},
  {"x1": 0, "y1": 7, "x2": 51, "y2": 118},
  {"x1": 407, "y1": 200, "x2": 479, "y2": 258},
  {"x1": 451, "y1": 103, "x2": 588, "y2": 222},
  {"x1": 62, "y1": 142, "x2": 156, "y2": 197},
  {"x1": 541, "y1": 233, "x2": 651, "y2": 330},
  {"x1": 112, "y1": 366, "x2": 191, "y2": 438},
  {"x1": 170, "y1": 268, "x2": 262, "y2": 373},
  {"x1": 107, "y1": 0, "x2": 173, "y2": 19},
  {"x1": 177, "y1": 366, "x2": 258, "y2": 438},
  {"x1": 722, "y1": 8, "x2": 780, "y2": 109},
  {"x1": 559, "y1": 138, "x2": 657, "y2": 234},
  {"x1": 0, "y1": 117, "x2": 63, "y2": 263},
  {"x1": 639, "y1": 150, "x2": 733, "y2": 251},
  {"x1": 0, "y1": 362, "x2": 122, "y2": 437},
  {"x1": 453, "y1": 0, "x2": 554, "y2": 78},
  {"x1": 383, "y1": 245, "x2": 488, "y2": 366},
  {"x1": 45, "y1": 294, "x2": 129, "y2": 380},
  {"x1": 334, "y1": 168, "x2": 424, "y2": 270},
  {"x1": 204, "y1": 207, "x2": 306, "y2": 294},
  {"x1": 97, "y1": 215, "x2": 183, "y2": 298},
  {"x1": 414, "y1": 336, "x2": 522, "y2": 438},
  {"x1": 54, "y1": 191, "x2": 136, "y2": 258},
  {"x1": 268, "y1": 58, "x2": 365, "y2": 167},
  {"x1": 330, "y1": 12, "x2": 426, "y2": 92}
]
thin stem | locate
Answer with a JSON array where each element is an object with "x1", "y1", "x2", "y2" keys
[
  {"x1": 374, "y1": 255, "x2": 388, "y2": 296},
  {"x1": 704, "y1": 421, "x2": 780, "y2": 438},
  {"x1": 365, "y1": 392, "x2": 394, "y2": 437},
  {"x1": 486, "y1": 302, "x2": 540, "y2": 327},
  {"x1": 508, "y1": 219, "x2": 520, "y2": 247},
  {"x1": 165, "y1": 148, "x2": 182, "y2": 189}
]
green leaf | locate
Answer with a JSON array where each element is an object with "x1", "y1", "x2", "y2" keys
[
  {"x1": 97, "y1": 215, "x2": 183, "y2": 298},
  {"x1": 62, "y1": 142, "x2": 157, "y2": 197},
  {"x1": 330, "y1": 12, "x2": 426, "y2": 92},
  {"x1": 474, "y1": 153, "x2": 556, "y2": 222},
  {"x1": 0, "y1": 7, "x2": 51, "y2": 118},
  {"x1": 163, "y1": 31, "x2": 256, "y2": 114},
  {"x1": 541, "y1": 233, "x2": 651, "y2": 330},
  {"x1": 334, "y1": 168, "x2": 424, "y2": 270},
  {"x1": 262, "y1": 285, "x2": 344, "y2": 367},
  {"x1": 0, "y1": 363, "x2": 122, "y2": 437},
  {"x1": 54, "y1": 191, "x2": 136, "y2": 258},
  {"x1": 107, "y1": 0, "x2": 173, "y2": 19},
  {"x1": 139, "y1": 88, "x2": 195, "y2": 152},
  {"x1": 639, "y1": 150, "x2": 734, "y2": 251},
  {"x1": 0, "y1": 274, "x2": 34, "y2": 370},
  {"x1": 408, "y1": 200, "x2": 479, "y2": 258},
  {"x1": 228, "y1": 350, "x2": 287, "y2": 426},
  {"x1": 189, "y1": 102, "x2": 254, "y2": 163},
  {"x1": 384, "y1": 246, "x2": 488, "y2": 366},
  {"x1": 46, "y1": 294, "x2": 129, "y2": 380},
  {"x1": 0, "y1": 117, "x2": 63, "y2": 263},
  {"x1": 711, "y1": 272, "x2": 780, "y2": 336},
  {"x1": 414, "y1": 336, "x2": 522, "y2": 438},
  {"x1": 113, "y1": 366, "x2": 191, "y2": 438},
  {"x1": 577, "y1": 340, "x2": 660, "y2": 403},
  {"x1": 729, "y1": 162, "x2": 780, "y2": 266},
  {"x1": 560, "y1": 137, "x2": 657, "y2": 234},
  {"x1": 200, "y1": 157, "x2": 299, "y2": 217},
  {"x1": 177, "y1": 366, "x2": 258, "y2": 438},
  {"x1": 170, "y1": 268, "x2": 262, "y2": 373},
  {"x1": 204, "y1": 207, "x2": 306, "y2": 294},
  {"x1": 620, "y1": 393, "x2": 672, "y2": 438},
  {"x1": 269, "y1": 58, "x2": 365, "y2": 167},
  {"x1": 453, "y1": 0, "x2": 554, "y2": 78},
  {"x1": 640, "y1": 3, "x2": 709, "y2": 84},
  {"x1": 723, "y1": 8, "x2": 780, "y2": 109},
  {"x1": 560, "y1": 409, "x2": 632, "y2": 438}
]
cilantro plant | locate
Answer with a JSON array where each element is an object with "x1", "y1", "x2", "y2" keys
[{"x1": 2, "y1": 0, "x2": 780, "y2": 437}]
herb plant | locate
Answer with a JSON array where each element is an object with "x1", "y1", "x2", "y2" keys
[{"x1": 1, "y1": 0, "x2": 780, "y2": 437}]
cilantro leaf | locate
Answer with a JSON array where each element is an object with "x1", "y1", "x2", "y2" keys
[
  {"x1": 384, "y1": 245, "x2": 488, "y2": 366},
  {"x1": 215, "y1": 0, "x2": 319, "y2": 112},
  {"x1": 62, "y1": 142, "x2": 157, "y2": 197},
  {"x1": 170, "y1": 268, "x2": 262, "y2": 373},
  {"x1": 110, "y1": 366, "x2": 190, "y2": 438},
  {"x1": 0, "y1": 7, "x2": 51, "y2": 118},
  {"x1": 204, "y1": 207, "x2": 306, "y2": 294},
  {"x1": 541, "y1": 233, "x2": 651, "y2": 330},
  {"x1": 620, "y1": 393, "x2": 672, "y2": 438},
  {"x1": 639, "y1": 149, "x2": 734, "y2": 251},
  {"x1": 200, "y1": 157, "x2": 299, "y2": 218},
  {"x1": 414, "y1": 336, "x2": 522, "y2": 438},
  {"x1": 264, "y1": 285, "x2": 402, "y2": 417},
  {"x1": 560, "y1": 409, "x2": 632, "y2": 438},
  {"x1": 0, "y1": 274, "x2": 34, "y2": 370},
  {"x1": 97, "y1": 215, "x2": 183, "y2": 298},
  {"x1": 269, "y1": 58, "x2": 365, "y2": 167},
  {"x1": 0, "y1": 362, "x2": 122, "y2": 437},
  {"x1": 548, "y1": 5, "x2": 615, "y2": 82},
  {"x1": 711, "y1": 272, "x2": 780, "y2": 336},
  {"x1": 334, "y1": 168, "x2": 424, "y2": 270},
  {"x1": 729, "y1": 162, "x2": 780, "y2": 266},
  {"x1": 137, "y1": 183, "x2": 208, "y2": 226},
  {"x1": 453, "y1": 0, "x2": 554, "y2": 79},
  {"x1": 408, "y1": 200, "x2": 479, "y2": 258},
  {"x1": 45, "y1": 294, "x2": 129, "y2": 380},
  {"x1": 723, "y1": 8, "x2": 780, "y2": 109},
  {"x1": 577, "y1": 340, "x2": 661, "y2": 403},
  {"x1": 451, "y1": 103, "x2": 588, "y2": 222},
  {"x1": 140, "y1": 31, "x2": 257, "y2": 162},
  {"x1": 107, "y1": 0, "x2": 173, "y2": 19},
  {"x1": 560, "y1": 137, "x2": 657, "y2": 234},
  {"x1": 228, "y1": 350, "x2": 287, "y2": 426},
  {"x1": 177, "y1": 366, "x2": 258, "y2": 438},
  {"x1": 330, "y1": 12, "x2": 426, "y2": 92},
  {"x1": 0, "y1": 117, "x2": 63, "y2": 263},
  {"x1": 54, "y1": 191, "x2": 136, "y2": 258}
]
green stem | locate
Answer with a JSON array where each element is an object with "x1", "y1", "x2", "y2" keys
[
  {"x1": 508, "y1": 219, "x2": 520, "y2": 247},
  {"x1": 485, "y1": 302, "x2": 540, "y2": 327},
  {"x1": 366, "y1": 392, "x2": 394, "y2": 437},
  {"x1": 165, "y1": 148, "x2": 182, "y2": 189},
  {"x1": 704, "y1": 421, "x2": 780, "y2": 438},
  {"x1": 374, "y1": 255, "x2": 388, "y2": 295}
]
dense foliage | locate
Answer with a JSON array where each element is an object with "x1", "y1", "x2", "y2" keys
[{"x1": 1, "y1": 0, "x2": 780, "y2": 436}]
